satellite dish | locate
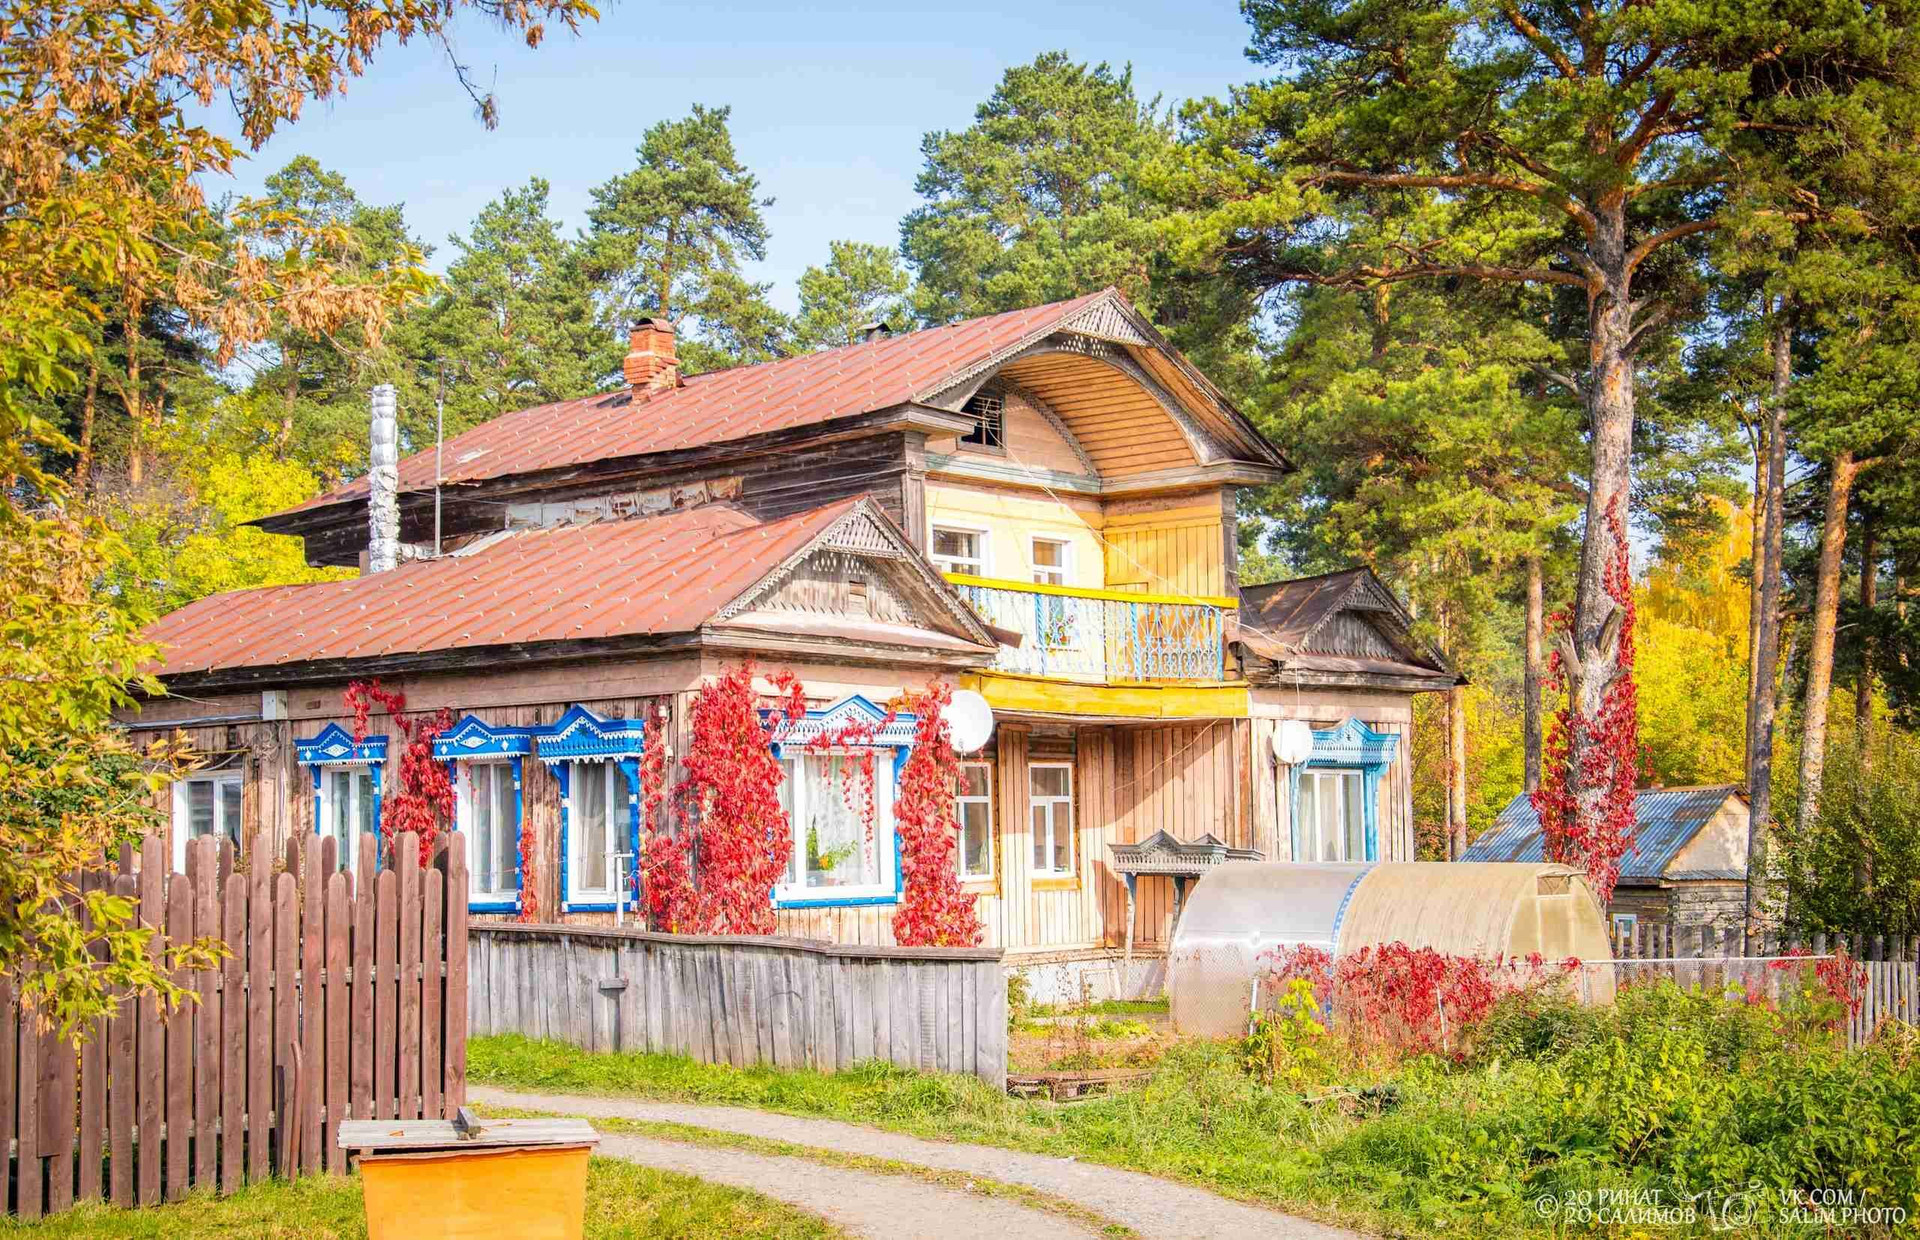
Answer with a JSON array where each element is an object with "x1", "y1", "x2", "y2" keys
[
  {"x1": 1271, "y1": 719, "x2": 1315, "y2": 766},
  {"x1": 946, "y1": 690, "x2": 996, "y2": 754}
]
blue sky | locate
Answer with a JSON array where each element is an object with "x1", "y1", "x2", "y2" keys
[{"x1": 221, "y1": 1, "x2": 1259, "y2": 312}]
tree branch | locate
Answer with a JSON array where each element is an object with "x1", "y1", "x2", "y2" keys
[
  {"x1": 1625, "y1": 219, "x2": 1722, "y2": 271},
  {"x1": 1524, "y1": 361, "x2": 1584, "y2": 396},
  {"x1": 1625, "y1": 302, "x2": 1675, "y2": 355},
  {"x1": 1309, "y1": 168, "x2": 1596, "y2": 231},
  {"x1": 1501, "y1": 4, "x2": 1579, "y2": 79}
]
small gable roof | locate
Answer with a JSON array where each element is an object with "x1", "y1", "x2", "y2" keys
[
  {"x1": 145, "y1": 497, "x2": 993, "y2": 686},
  {"x1": 1460, "y1": 785, "x2": 1748, "y2": 882},
  {"x1": 1234, "y1": 567, "x2": 1459, "y2": 687}
]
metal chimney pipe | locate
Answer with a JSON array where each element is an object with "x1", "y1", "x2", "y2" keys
[{"x1": 367, "y1": 383, "x2": 400, "y2": 573}]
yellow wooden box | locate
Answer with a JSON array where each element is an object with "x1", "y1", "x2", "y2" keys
[{"x1": 341, "y1": 1114, "x2": 598, "y2": 1240}]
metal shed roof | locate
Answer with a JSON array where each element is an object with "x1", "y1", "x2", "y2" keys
[{"x1": 1459, "y1": 786, "x2": 1746, "y2": 883}]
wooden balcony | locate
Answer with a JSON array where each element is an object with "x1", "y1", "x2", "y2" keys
[{"x1": 943, "y1": 574, "x2": 1232, "y2": 683}]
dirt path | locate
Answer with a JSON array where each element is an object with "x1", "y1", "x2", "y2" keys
[
  {"x1": 474, "y1": 1085, "x2": 1359, "y2": 1239},
  {"x1": 592, "y1": 1130, "x2": 1102, "y2": 1239}
]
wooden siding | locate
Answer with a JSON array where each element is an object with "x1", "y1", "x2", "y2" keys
[
  {"x1": 1102, "y1": 496, "x2": 1232, "y2": 597},
  {"x1": 996, "y1": 352, "x2": 1196, "y2": 477},
  {"x1": 1247, "y1": 690, "x2": 1418, "y2": 864},
  {"x1": 923, "y1": 482, "x2": 1104, "y2": 589},
  {"x1": 926, "y1": 388, "x2": 1092, "y2": 478}
]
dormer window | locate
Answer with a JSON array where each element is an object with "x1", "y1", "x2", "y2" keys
[{"x1": 959, "y1": 387, "x2": 1005, "y2": 451}]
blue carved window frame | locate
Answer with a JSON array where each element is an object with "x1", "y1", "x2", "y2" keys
[
  {"x1": 296, "y1": 723, "x2": 387, "y2": 869},
  {"x1": 433, "y1": 715, "x2": 536, "y2": 915},
  {"x1": 1287, "y1": 718, "x2": 1399, "y2": 863},
  {"x1": 768, "y1": 695, "x2": 919, "y2": 910},
  {"x1": 535, "y1": 706, "x2": 648, "y2": 914}
]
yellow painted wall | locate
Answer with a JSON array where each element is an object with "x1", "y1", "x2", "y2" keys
[
  {"x1": 926, "y1": 485, "x2": 1233, "y2": 600},
  {"x1": 1102, "y1": 500, "x2": 1229, "y2": 596},
  {"x1": 925, "y1": 482, "x2": 1106, "y2": 590}
]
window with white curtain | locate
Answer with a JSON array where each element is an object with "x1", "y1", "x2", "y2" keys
[
  {"x1": 172, "y1": 773, "x2": 242, "y2": 870},
  {"x1": 460, "y1": 761, "x2": 517, "y2": 904},
  {"x1": 776, "y1": 751, "x2": 896, "y2": 900},
  {"x1": 1296, "y1": 768, "x2": 1367, "y2": 862},
  {"x1": 318, "y1": 765, "x2": 374, "y2": 873},
  {"x1": 1029, "y1": 762, "x2": 1074, "y2": 876},
  {"x1": 567, "y1": 760, "x2": 621, "y2": 905},
  {"x1": 956, "y1": 762, "x2": 993, "y2": 880}
]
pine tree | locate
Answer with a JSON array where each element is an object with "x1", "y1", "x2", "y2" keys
[{"x1": 794, "y1": 241, "x2": 911, "y2": 350}]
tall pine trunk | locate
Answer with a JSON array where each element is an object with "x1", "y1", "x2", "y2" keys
[
  {"x1": 1560, "y1": 217, "x2": 1637, "y2": 841},
  {"x1": 1524, "y1": 555, "x2": 1544, "y2": 792},
  {"x1": 1856, "y1": 516, "x2": 1878, "y2": 750},
  {"x1": 1798, "y1": 451, "x2": 1862, "y2": 829},
  {"x1": 1745, "y1": 304, "x2": 1790, "y2": 937},
  {"x1": 123, "y1": 291, "x2": 145, "y2": 487},
  {"x1": 75, "y1": 360, "x2": 100, "y2": 494},
  {"x1": 1745, "y1": 431, "x2": 1768, "y2": 772},
  {"x1": 1448, "y1": 684, "x2": 1468, "y2": 859}
]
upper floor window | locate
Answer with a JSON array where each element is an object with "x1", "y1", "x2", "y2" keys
[
  {"x1": 1031, "y1": 537, "x2": 1069, "y2": 587},
  {"x1": 931, "y1": 525, "x2": 986, "y2": 576},
  {"x1": 173, "y1": 773, "x2": 242, "y2": 870},
  {"x1": 959, "y1": 388, "x2": 1005, "y2": 451}
]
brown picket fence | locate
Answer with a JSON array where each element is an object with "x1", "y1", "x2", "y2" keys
[{"x1": 2, "y1": 827, "x2": 468, "y2": 1219}]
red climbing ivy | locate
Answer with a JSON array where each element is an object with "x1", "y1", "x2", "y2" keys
[
  {"x1": 890, "y1": 682, "x2": 984, "y2": 947},
  {"x1": 1531, "y1": 497, "x2": 1643, "y2": 903},
  {"x1": 344, "y1": 679, "x2": 454, "y2": 867},
  {"x1": 659, "y1": 661, "x2": 806, "y2": 935},
  {"x1": 636, "y1": 702, "x2": 683, "y2": 929}
]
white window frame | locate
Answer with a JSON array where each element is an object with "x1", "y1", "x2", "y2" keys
[
  {"x1": 458, "y1": 760, "x2": 518, "y2": 906},
  {"x1": 929, "y1": 523, "x2": 990, "y2": 577},
  {"x1": 776, "y1": 749, "x2": 898, "y2": 902},
  {"x1": 1296, "y1": 767, "x2": 1367, "y2": 862},
  {"x1": 1030, "y1": 536, "x2": 1071, "y2": 587},
  {"x1": 1611, "y1": 912, "x2": 1639, "y2": 940},
  {"x1": 566, "y1": 759, "x2": 623, "y2": 906},
  {"x1": 956, "y1": 761, "x2": 994, "y2": 881},
  {"x1": 172, "y1": 773, "x2": 243, "y2": 871},
  {"x1": 317, "y1": 764, "x2": 375, "y2": 873},
  {"x1": 1029, "y1": 761, "x2": 1075, "y2": 877}
]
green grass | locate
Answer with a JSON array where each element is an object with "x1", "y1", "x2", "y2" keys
[
  {"x1": 476, "y1": 1103, "x2": 1137, "y2": 1237},
  {"x1": 1025, "y1": 997, "x2": 1169, "y2": 1019},
  {"x1": 469, "y1": 1033, "x2": 1408, "y2": 1236},
  {"x1": 0, "y1": 1158, "x2": 843, "y2": 1239}
]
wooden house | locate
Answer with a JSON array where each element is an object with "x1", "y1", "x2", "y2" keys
[
  {"x1": 1461, "y1": 785, "x2": 1752, "y2": 931},
  {"x1": 124, "y1": 289, "x2": 1459, "y2": 997}
]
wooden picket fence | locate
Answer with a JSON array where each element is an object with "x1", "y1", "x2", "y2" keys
[
  {"x1": 1604, "y1": 922, "x2": 1917, "y2": 1047},
  {"x1": 2, "y1": 828, "x2": 468, "y2": 1219}
]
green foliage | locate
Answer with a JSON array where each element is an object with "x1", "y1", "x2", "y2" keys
[
  {"x1": 1243, "y1": 978, "x2": 1327, "y2": 1085},
  {"x1": 582, "y1": 105, "x2": 790, "y2": 372},
  {"x1": 794, "y1": 241, "x2": 912, "y2": 350},
  {"x1": 1779, "y1": 728, "x2": 1920, "y2": 935},
  {"x1": 902, "y1": 52, "x2": 1173, "y2": 324}
]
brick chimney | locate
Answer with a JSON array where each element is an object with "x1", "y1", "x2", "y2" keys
[{"x1": 624, "y1": 318, "x2": 679, "y2": 394}]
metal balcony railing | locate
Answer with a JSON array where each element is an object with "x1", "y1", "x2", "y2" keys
[{"x1": 944, "y1": 574, "x2": 1229, "y2": 682}]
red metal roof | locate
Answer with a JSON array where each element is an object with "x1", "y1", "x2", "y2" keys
[
  {"x1": 272, "y1": 291, "x2": 1108, "y2": 520},
  {"x1": 146, "y1": 499, "x2": 868, "y2": 678}
]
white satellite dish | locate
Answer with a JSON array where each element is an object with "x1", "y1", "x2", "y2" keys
[
  {"x1": 1271, "y1": 719, "x2": 1315, "y2": 766},
  {"x1": 946, "y1": 689, "x2": 996, "y2": 754}
]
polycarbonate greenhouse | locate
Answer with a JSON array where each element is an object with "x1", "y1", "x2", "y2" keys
[{"x1": 1169, "y1": 862, "x2": 1615, "y2": 1036}]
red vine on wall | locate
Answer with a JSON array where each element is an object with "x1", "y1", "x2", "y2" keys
[
  {"x1": 344, "y1": 679, "x2": 454, "y2": 867},
  {"x1": 890, "y1": 682, "x2": 984, "y2": 947},
  {"x1": 635, "y1": 702, "x2": 681, "y2": 929},
  {"x1": 658, "y1": 661, "x2": 806, "y2": 935},
  {"x1": 1531, "y1": 496, "x2": 1644, "y2": 902}
]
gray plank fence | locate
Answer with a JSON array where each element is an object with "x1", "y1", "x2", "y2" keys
[
  {"x1": 469, "y1": 924, "x2": 1007, "y2": 1088},
  {"x1": 1606, "y1": 922, "x2": 1916, "y2": 1047}
]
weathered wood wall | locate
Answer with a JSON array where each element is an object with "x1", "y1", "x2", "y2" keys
[
  {"x1": 467, "y1": 924, "x2": 1006, "y2": 1088},
  {"x1": 1, "y1": 830, "x2": 467, "y2": 1219},
  {"x1": 1247, "y1": 690, "x2": 1418, "y2": 864}
]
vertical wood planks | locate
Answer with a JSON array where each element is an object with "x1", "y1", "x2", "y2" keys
[
  {"x1": 13, "y1": 827, "x2": 467, "y2": 1219},
  {"x1": 375, "y1": 867, "x2": 399, "y2": 1121},
  {"x1": 135, "y1": 834, "x2": 164, "y2": 1205},
  {"x1": 163, "y1": 875, "x2": 193, "y2": 1200},
  {"x1": 218, "y1": 867, "x2": 246, "y2": 1193},
  {"x1": 324, "y1": 874, "x2": 349, "y2": 1174},
  {"x1": 397, "y1": 833, "x2": 421, "y2": 1120}
]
